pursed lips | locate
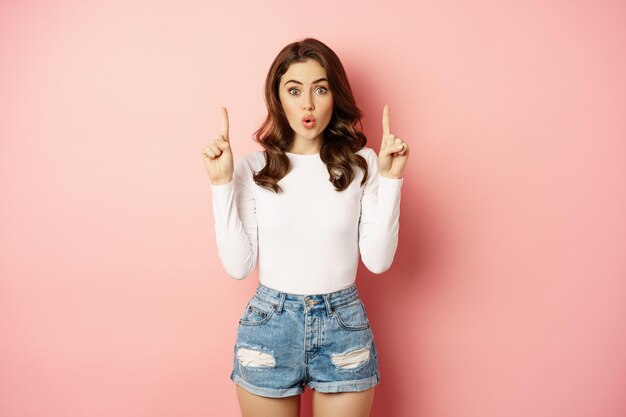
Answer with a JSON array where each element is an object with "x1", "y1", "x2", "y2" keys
[{"x1": 301, "y1": 114, "x2": 316, "y2": 128}]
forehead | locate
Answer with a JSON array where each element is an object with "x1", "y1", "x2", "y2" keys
[{"x1": 281, "y1": 59, "x2": 327, "y2": 81}]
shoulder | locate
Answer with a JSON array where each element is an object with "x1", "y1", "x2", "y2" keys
[
  {"x1": 355, "y1": 146, "x2": 379, "y2": 184},
  {"x1": 356, "y1": 146, "x2": 378, "y2": 166},
  {"x1": 356, "y1": 146, "x2": 376, "y2": 157},
  {"x1": 236, "y1": 149, "x2": 266, "y2": 172}
]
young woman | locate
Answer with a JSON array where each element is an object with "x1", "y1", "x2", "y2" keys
[{"x1": 201, "y1": 38, "x2": 409, "y2": 417}]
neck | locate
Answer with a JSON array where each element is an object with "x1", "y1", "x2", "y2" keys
[{"x1": 288, "y1": 134, "x2": 323, "y2": 155}]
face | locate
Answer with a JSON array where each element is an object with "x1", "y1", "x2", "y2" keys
[{"x1": 278, "y1": 59, "x2": 334, "y2": 150}]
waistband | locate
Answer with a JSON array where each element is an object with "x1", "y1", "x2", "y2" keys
[{"x1": 254, "y1": 282, "x2": 361, "y2": 315}]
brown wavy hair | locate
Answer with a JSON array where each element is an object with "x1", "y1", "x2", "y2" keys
[{"x1": 252, "y1": 37, "x2": 369, "y2": 193}]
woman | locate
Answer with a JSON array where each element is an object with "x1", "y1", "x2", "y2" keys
[{"x1": 201, "y1": 38, "x2": 409, "y2": 417}]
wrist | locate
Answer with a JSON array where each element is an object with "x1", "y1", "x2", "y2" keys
[
  {"x1": 379, "y1": 172, "x2": 402, "y2": 180},
  {"x1": 211, "y1": 177, "x2": 233, "y2": 186}
]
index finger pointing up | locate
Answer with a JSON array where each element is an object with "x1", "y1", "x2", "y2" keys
[
  {"x1": 221, "y1": 107, "x2": 229, "y2": 140},
  {"x1": 382, "y1": 104, "x2": 390, "y2": 135}
]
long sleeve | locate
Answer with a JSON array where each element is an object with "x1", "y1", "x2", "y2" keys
[
  {"x1": 209, "y1": 156, "x2": 258, "y2": 279},
  {"x1": 358, "y1": 148, "x2": 403, "y2": 274}
]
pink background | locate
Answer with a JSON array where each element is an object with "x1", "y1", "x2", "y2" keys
[{"x1": 1, "y1": 0, "x2": 625, "y2": 416}]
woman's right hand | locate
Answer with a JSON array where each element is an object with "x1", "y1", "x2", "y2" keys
[{"x1": 202, "y1": 107, "x2": 234, "y2": 185}]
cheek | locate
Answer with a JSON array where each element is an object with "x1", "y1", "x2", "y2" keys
[
  {"x1": 324, "y1": 98, "x2": 334, "y2": 119},
  {"x1": 279, "y1": 100, "x2": 295, "y2": 120},
  {"x1": 281, "y1": 99, "x2": 296, "y2": 114}
]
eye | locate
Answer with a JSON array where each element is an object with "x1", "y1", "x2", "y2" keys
[
  {"x1": 316, "y1": 86, "x2": 328, "y2": 94},
  {"x1": 288, "y1": 88, "x2": 300, "y2": 95}
]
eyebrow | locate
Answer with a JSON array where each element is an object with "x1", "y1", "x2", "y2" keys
[{"x1": 284, "y1": 77, "x2": 328, "y2": 86}]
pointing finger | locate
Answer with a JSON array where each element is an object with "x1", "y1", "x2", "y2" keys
[
  {"x1": 221, "y1": 107, "x2": 229, "y2": 140},
  {"x1": 382, "y1": 104, "x2": 390, "y2": 135}
]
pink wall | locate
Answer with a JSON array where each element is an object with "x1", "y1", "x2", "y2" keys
[{"x1": 1, "y1": 1, "x2": 625, "y2": 416}]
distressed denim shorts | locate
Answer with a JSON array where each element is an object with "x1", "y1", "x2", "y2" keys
[{"x1": 230, "y1": 282, "x2": 381, "y2": 398}]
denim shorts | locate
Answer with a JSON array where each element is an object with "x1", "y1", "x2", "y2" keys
[{"x1": 230, "y1": 282, "x2": 381, "y2": 398}]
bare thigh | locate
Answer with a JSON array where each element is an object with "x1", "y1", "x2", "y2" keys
[
  {"x1": 312, "y1": 386, "x2": 375, "y2": 417},
  {"x1": 235, "y1": 384, "x2": 301, "y2": 417}
]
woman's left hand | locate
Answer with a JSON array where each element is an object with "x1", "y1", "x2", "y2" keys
[{"x1": 378, "y1": 104, "x2": 409, "y2": 179}]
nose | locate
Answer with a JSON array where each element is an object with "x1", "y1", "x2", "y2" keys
[{"x1": 303, "y1": 93, "x2": 314, "y2": 111}]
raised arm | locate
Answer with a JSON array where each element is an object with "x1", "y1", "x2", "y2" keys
[
  {"x1": 359, "y1": 104, "x2": 410, "y2": 273},
  {"x1": 202, "y1": 107, "x2": 258, "y2": 279}
]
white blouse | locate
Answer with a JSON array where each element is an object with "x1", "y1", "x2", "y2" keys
[{"x1": 209, "y1": 146, "x2": 403, "y2": 295}]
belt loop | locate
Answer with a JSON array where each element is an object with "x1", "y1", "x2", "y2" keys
[
  {"x1": 276, "y1": 292, "x2": 285, "y2": 314},
  {"x1": 323, "y1": 294, "x2": 334, "y2": 316}
]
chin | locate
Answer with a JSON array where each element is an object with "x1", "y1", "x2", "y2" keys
[{"x1": 298, "y1": 128, "x2": 319, "y2": 138}]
